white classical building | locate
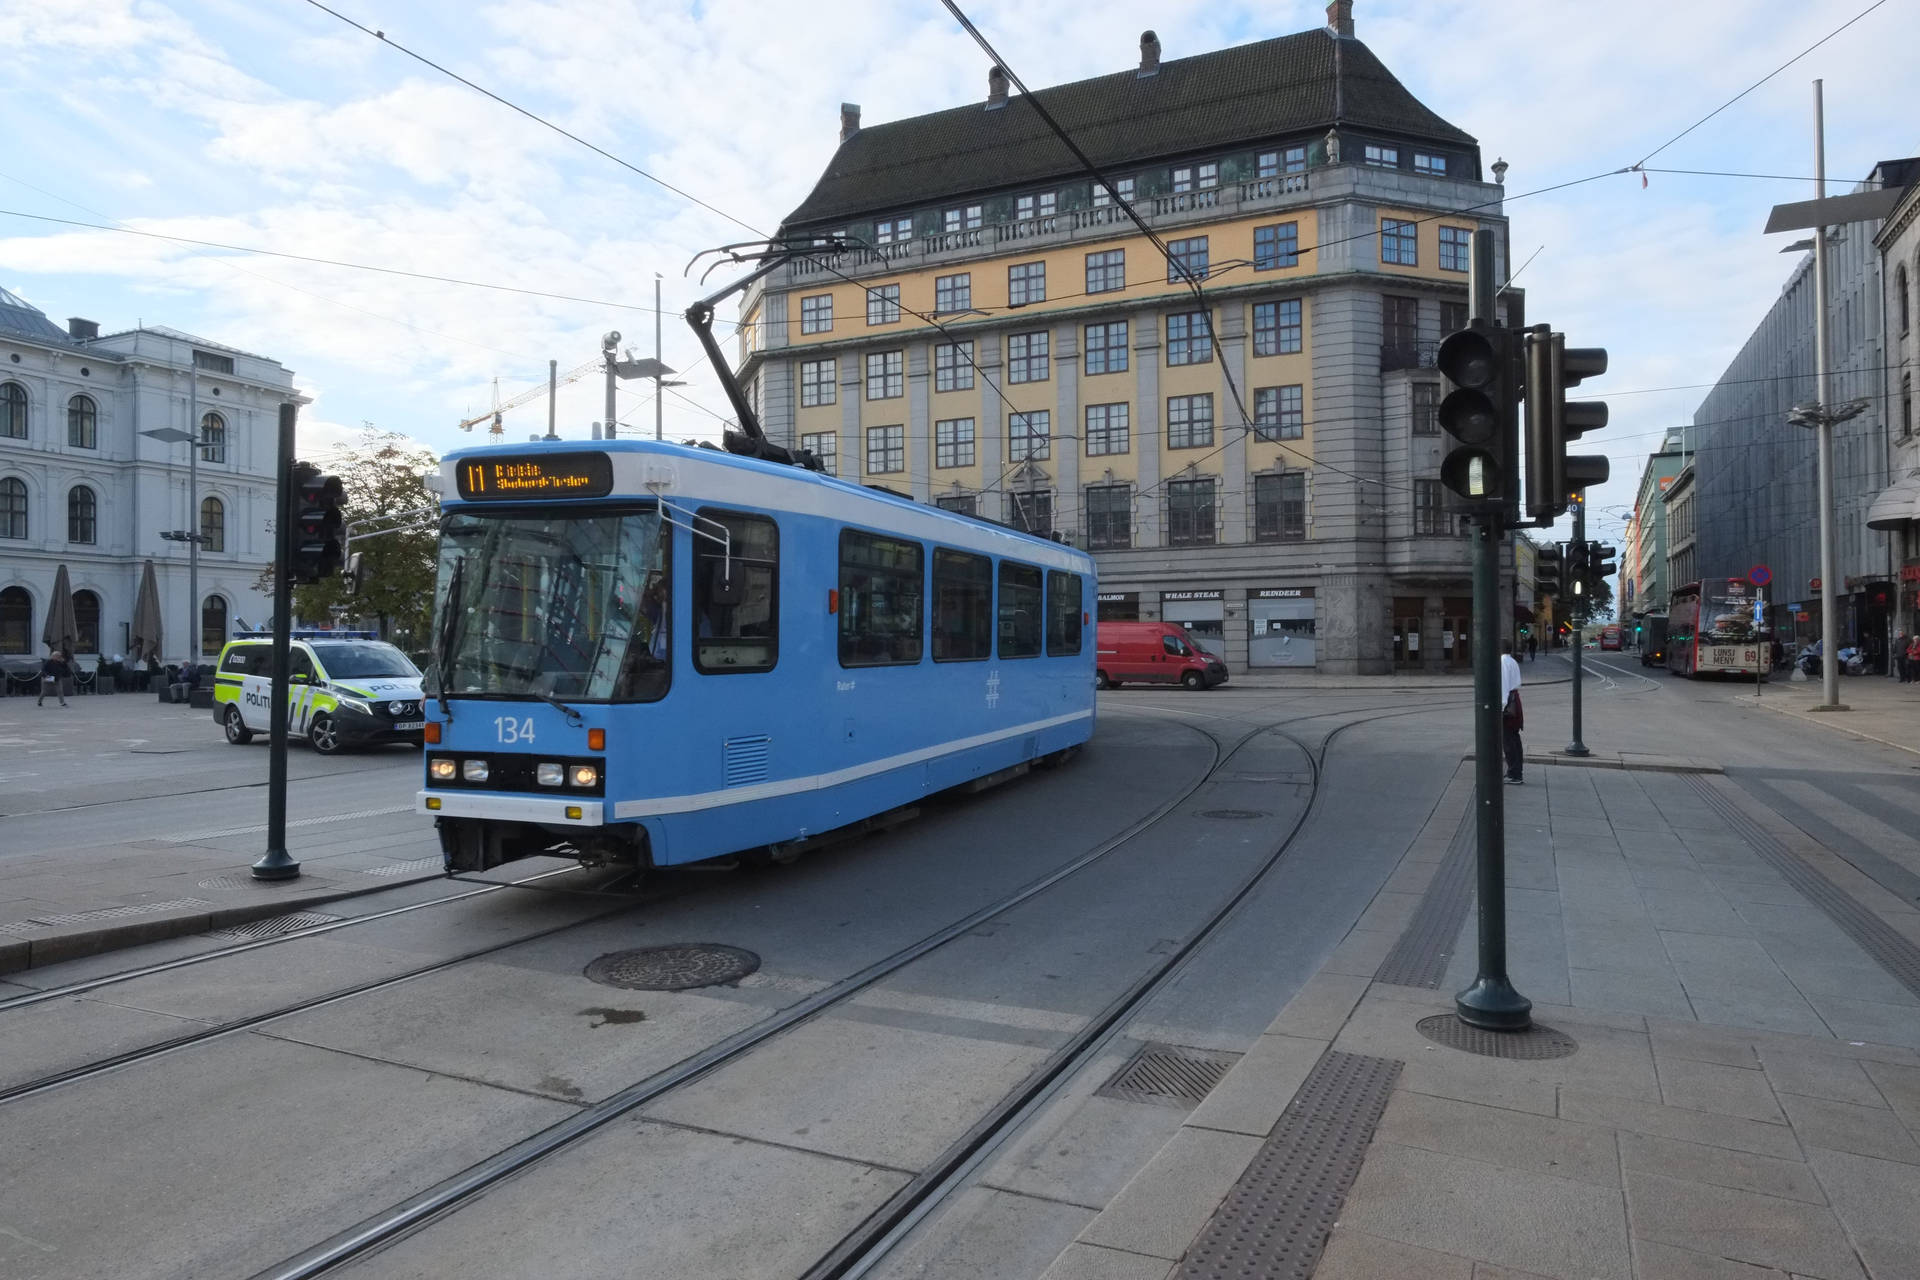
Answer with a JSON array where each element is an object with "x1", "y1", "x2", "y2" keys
[{"x1": 0, "y1": 286, "x2": 296, "y2": 664}]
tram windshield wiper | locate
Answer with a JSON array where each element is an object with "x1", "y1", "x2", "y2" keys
[
  {"x1": 436, "y1": 556, "x2": 465, "y2": 722},
  {"x1": 531, "y1": 691, "x2": 584, "y2": 728}
]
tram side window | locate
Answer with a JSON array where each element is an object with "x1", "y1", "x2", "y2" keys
[
  {"x1": 932, "y1": 549, "x2": 992, "y2": 661},
  {"x1": 998, "y1": 562, "x2": 1043, "y2": 658},
  {"x1": 1046, "y1": 570, "x2": 1084, "y2": 655},
  {"x1": 840, "y1": 530, "x2": 924, "y2": 666},
  {"x1": 694, "y1": 509, "x2": 778, "y2": 674}
]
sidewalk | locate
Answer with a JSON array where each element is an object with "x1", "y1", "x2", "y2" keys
[
  {"x1": 1038, "y1": 758, "x2": 1920, "y2": 1280},
  {"x1": 1734, "y1": 673, "x2": 1920, "y2": 757}
]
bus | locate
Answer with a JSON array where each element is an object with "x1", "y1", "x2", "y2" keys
[
  {"x1": 1667, "y1": 579, "x2": 1767, "y2": 678},
  {"x1": 1599, "y1": 625, "x2": 1623, "y2": 650}
]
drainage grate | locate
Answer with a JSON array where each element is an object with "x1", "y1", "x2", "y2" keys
[
  {"x1": 362, "y1": 857, "x2": 444, "y2": 877},
  {"x1": 210, "y1": 911, "x2": 344, "y2": 939},
  {"x1": 1374, "y1": 806, "x2": 1476, "y2": 989},
  {"x1": 1416, "y1": 1014, "x2": 1578, "y2": 1060},
  {"x1": 1, "y1": 898, "x2": 213, "y2": 931},
  {"x1": 1198, "y1": 809, "x2": 1268, "y2": 821},
  {"x1": 1095, "y1": 1042, "x2": 1241, "y2": 1108},
  {"x1": 1177, "y1": 1050, "x2": 1402, "y2": 1280},
  {"x1": 584, "y1": 944, "x2": 760, "y2": 992},
  {"x1": 197, "y1": 875, "x2": 251, "y2": 891},
  {"x1": 1690, "y1": 775, "x2": 1920, "y2": 1000}
]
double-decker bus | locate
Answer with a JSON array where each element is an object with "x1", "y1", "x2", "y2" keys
[{"x1": 1667, "y1": 579, "x2": 1767, "y2": 678}]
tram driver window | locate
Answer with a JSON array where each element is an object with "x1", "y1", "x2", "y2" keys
[
  {"x1": 998, "y1": 562, "x2": 1043, "y2": 658},
  {"x1": 694, "y1": 509, "x2": 778, "y2": 673},
  {"x1": 839, "y1": 530, "x2": 924, "y2": 666},
  {"x1": 1047, "y1": 570, "x2": 1084, "y2": 655}
]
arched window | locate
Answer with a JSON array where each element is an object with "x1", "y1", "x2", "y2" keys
[
  {"x1": 0, "y1": 585, "x2": 30, "y2": 654},
  {"x1": 0, "y1": 477, "x2": 25, "y2": 539},
  {"x1": 1900, "y1": 265, "x2": 1911, "y2": 335},
  {"x1": 72, "y1": 589, "x2": 100, "y2": 653},
  {"x1": 0, "y1": 382, "x2": 25, "y2": 440},
  {"x1": 200, "y1": 594, "x2": 228, "y2": 658},
  {"x1": 68, "y1": 485, "x2": 96, "y2": 544},
  {"x1": 68, "y1": 394, "x2": 97, "y2": 449},
  {"x1": 199, "y1": 495, "x2": 225, "y2": 552},
  {"x1": 200, "y1": 411, "x2": 226, "y2": 464}
]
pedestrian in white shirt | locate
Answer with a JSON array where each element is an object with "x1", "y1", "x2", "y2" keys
[{"x1": 1500, "y1": 640, "x2": 1524, "y2": 784}]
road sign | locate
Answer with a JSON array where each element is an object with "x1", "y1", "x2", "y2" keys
[
  {"x1": 1753, "y1": 599, "x2": 1765, "y2": 628},
  {"x1": 1810, "y1": 577, "x2": 1823, "y2": 591},
  {"x1": 1749, "y1": 564, "x2": 1771, "y2": 587}
]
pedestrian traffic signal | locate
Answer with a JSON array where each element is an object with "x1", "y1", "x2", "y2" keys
[
  {"x1": 289, "y1": 462, "x2": 345, "y2": 584},
  {"x1": 1523, "y1": 329, "x2": 1611, "y2": 519},
  {"x1": 1436, "y1": 322, "x2": 1519, "y2": 511},
  {"x1": 1536, "y1": 543, "x2": 1564, "y2": 598}
]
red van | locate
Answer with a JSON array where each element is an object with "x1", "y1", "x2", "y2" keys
[{"x1": 1096, "y1": 622, "x2": 1229, "y2": 690}]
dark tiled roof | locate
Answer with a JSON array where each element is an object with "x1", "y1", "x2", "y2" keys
[{"x1": 785, "y1": 30, "x2": 1475, "y2": 227}]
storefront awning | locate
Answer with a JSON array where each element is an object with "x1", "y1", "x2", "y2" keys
[
  {"x1": 1866, "y1": 475, "x2": 1920, "y2": 530},
  {"x1": 1513, "y1": 604, "x2": 1535, "y2": 622}
]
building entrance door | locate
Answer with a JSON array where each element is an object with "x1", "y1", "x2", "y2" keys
[
  {"x1": 1392, "y1": 597, "x2": 1424, "y2": 669},
  {"x1": 1442, "y1": 597, "x2": 1472, "y2": 670}
]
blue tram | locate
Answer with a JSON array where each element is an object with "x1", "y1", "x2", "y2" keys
[{"x1": 419, "y1": 438, "x2": 1096, "y2": 872}]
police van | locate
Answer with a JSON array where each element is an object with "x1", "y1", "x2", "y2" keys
[{"x1": 212, "y1": 630, "x2": 427, "y2": 754}]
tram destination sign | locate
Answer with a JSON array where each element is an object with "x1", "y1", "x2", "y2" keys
[{"x1": 456, "y1": 451, "x2": 615, "y2": 500}]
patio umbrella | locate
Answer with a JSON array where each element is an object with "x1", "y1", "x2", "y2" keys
[
  {"x1": 130, "y1": 559, "x2": 163, "y2": 662},
  {"x1": 41, "y1": 564, "x2": 79, "y2": 655}
]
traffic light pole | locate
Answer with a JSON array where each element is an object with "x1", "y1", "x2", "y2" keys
[
  {"x1": 1455, "y1": 230, "x2": 1530, "y2": 1031},
  {"x1": 1565, "y1": 499, "x2": 1591, "y2": 757},
  {"x1": 251, "y1": 402, "x2": 302, "y2": 881}
]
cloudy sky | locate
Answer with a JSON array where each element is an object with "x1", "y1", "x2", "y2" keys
[{"x1": 3, "y1": 0, "x2": 1914, "y2": 547}]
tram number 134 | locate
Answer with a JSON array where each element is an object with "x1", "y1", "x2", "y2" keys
[{"x1": 494, "y1": 716, "x2": 536, "y2": 744}]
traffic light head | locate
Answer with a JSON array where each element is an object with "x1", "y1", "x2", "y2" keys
[
  {"x1": 1436, "y1": 322, "x2": 1518, "y2": 511},
  {"x1": 1524, "y1": 330, "x2": 1612, "y2": 519},
  {"x1": 290, "y1": 462, "x2": 346, "y2": 584},
  {"x1": 1590, "y1": 542, "x2": 1618, "y2": 581},
  {"x1": 1535, "y1": 543, "x2": 1564, "y2": 598}
]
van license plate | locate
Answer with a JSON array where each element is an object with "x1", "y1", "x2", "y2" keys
[{"x1": 395, "y1": 721, "x2": 426, "y2": 731}]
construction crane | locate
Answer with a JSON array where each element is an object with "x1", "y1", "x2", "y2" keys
[{"x1": 457, "y1": 358, "x2": 602, "y2": 436}]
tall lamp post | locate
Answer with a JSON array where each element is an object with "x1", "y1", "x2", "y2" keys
[
  {"x1": 141, "y1": 423, "x2": 204, "y2": 660},
  {"x1": 600, "y1": 330, "x2": 682, "y2": 439}
]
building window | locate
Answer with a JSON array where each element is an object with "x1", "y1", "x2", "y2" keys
[
  {"x1": 936, "y1": 494, "x2": 977, "y2": 516},
  {"x1": 1414, "y1": 479, "x2": 1450, "y2": 535},
  {"x1": 1253, "y1": 299, "x2": 1303, "y2": 356},
  {"x1": 934, "y1": 341, "x2": 974, "y2": 392},
  {"x1": 1439, "y1": 226, "x2": 1471, "y2": 273},
  {"x1": 1009, "y1": 261, "x2": 1046, "y2": 306},
  {"x1": 1168, "y1": 236, "x2": 1209, "y2": 283},
  {"x1": 194, "y1": 411, "x2": 223, "y2": 462},
  {"x1": 865, "y1": 350, "x2": 903, "y2": 400},
  {"x1": 1167, "y1": 394, "x2": 1214, "y2": 449},
  {"x1": 935, "y1": 273, "x2": 971, "y2": 313},
  {"x1": 1085, "y1": 249, "x2": 1126, "y2": 294},
  {"x1": 1899, "y1": 265, "x2": 1910, "y2": 333},
  {"x1": 839, "y1": 530, "x2": 922, "y2": 667},
  {"x1": 800, "y1": 359, "x2": 836, "y2": 407},
  {"x1": 1086, "y1": 485, "x2": 1131, "y2": 550},
  {"x1": 1, "y1": 382, "x2": 26, "y2": 439},
  {"x1": 1414, "y1": 153, "x2": 1447, "y2": 176},
  {"x1": 935, "y1": 417, "x2": 975, "y2": 468},
  {"x1": 0, "y1": 584, "x2": 29, "y2": 654},
  {"x1": 1084, "y1": 321, "x2": 1128, "y2": 375},
  {"x1": 1091, "y1": 177, "x2": 1135, "y2": 207},
  {"x1": 801, "y1": 432, "x2": 837, "y2": 475},
  {"x1": 1166, "y1": 312, "x2": 1213, "y2": 365},
  {"x1": 1047, "y1": 570, "x2": 1084, "y2": 656},
  {"x1": 200, "y1": 595, "x2": 227, "y2": 658},
  {"x1": 1384, "y1": 296, "x2": 1420, "y2": 352},
  {"x1": 801, "y1": 294, "x2": 833, "y2": 334},
  {"x1": 1364, "y1": 145, "x2": 1399, "y2": 168},
  {"x1": 867, "y1": 284, "x2": 901, "y2": 325},
  {"x1": 1412, "y1": 382, "x2": 1439, "y2": 436},
  {"x1": 1254, "y1": 222, "x2": 1299, "y2": 270},
  {"x1": 1172, "y1": 166, "x2": 1193, "y2": 193},
  {"x1": 1441, "y1": 301, "x2": 1468, "y2": 334},
  {"x1": 193, "y1": 349, "x2": 234, "y2": 374},
  {"x1": 1167, "y1": 478, "x2": 1217, "y2": 546},
  {"x1": 932, "y1": 549, "x2": 992, "y2": 662},
  {"x1": 1381, "y1": 218, "x2": 1417, "y2": 265},
  {"x1": 1902, "y1": 373, "x2": 1912, "y2": 438},
  {"x1": 1255, "y1": 473, "x2": 1307, "y2": 542},
  {"x1": 1085, "y1": 403, "x2": 1130, "y2": 456},
  {"x1": 68, "y1": 395, "x2": 96, "y2": 449},
  {"x1": 68, "y1": 485, "x2": 96, "y2": 544},
  {"x1": 1007, "y1": 492, "x2": 1052, "y2": 538},
  {"x1": 942, "y1": 206, "x2": 983, "y2": 232},
  {"x1": 200, "y1": 495, "x2": 225, "y2": 552},
  {"x1": 865, "y1": 425, "x2": 904, "y2": 474},
  {"x1": 1197, "y1": 162, "x2": 1219, "y2": 189},
  {"x1": 874, "y1": 217, "x2": 912, "y2": 245},
  {"x1": 1015, "y1": 192, "x2": 1057, "y2": 220},
  {"x1": 0, "y1": 476, "x2": 26, "y2": 538},
  {"x1": 1259, "y1": 147, "x2": 1307, "y2": 174},
  {"x1": 1007, "y1": 331, "x2": 1050, "y2": 383},
  {"x1": 1253, "y1": 386, "x2": 1304, "y2": 441},
  {"x1": 73, "y1": 589, "x2": 99, "y2": 652},
  {"x1": 1009, "y1": 410, "x2": 1051, "y2": 462}
]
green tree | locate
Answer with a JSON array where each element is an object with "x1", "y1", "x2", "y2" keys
[{"x1": 256, "y1": 429, "x2": 440, "y2": 649}]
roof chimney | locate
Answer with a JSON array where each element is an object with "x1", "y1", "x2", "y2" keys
[
  {"x1": 67, "y1": 317, "x2": 99, "y2": 341},
  {"x1": 840, "y1": 102, "x2": 861, "y2": 144},
  {"x1": 986, "y1": 65, "x2": 1009, "y2": 109},
  {"x1": 1138, "y1": 30, "x2": 1161, "y2": 76},
  {"x1": 1326, "y1": 1, "x2": 1354, "y2": 37}
]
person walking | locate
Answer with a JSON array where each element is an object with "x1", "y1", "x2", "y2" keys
[
  {"x1": 37, "y1": 647, "x2": 71, "y2": 708},
  {"x1": 1907, "y1": 632, "x2": 1920, "y2": 686},
  {"x1": 1501, "y1": 639, "x2": 1524, "y2": 784},
  {"x1": 1898, "y1": 630, "x2": 1910, "y2": 683}
]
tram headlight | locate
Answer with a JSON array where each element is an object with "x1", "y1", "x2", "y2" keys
[
  {"x1": 462, "y1": 759, "x2": 490, "y2": 783},
  {"x1": 569, "y1": 764, "x2": 599, "y2": 788},
  {"x1": 429, "y1": 758, "x2": 456, "y2": 781},
  {"x1": 536, "y1": 762, "x2": 564, "y2": 787}
]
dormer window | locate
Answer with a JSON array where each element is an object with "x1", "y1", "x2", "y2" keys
[
  {"x1": 874, "y1": 217, "x2": 912, "y2": 245},
  {"x1": 1414, "y1": 153, "x2": 1447, "y2": 176},
  {"x1": 1197, "y1": 163, "x2": 1219, "y2": 190},
  {"x1": 1172, "y1": 167, "x2": 1193, "y2": 193},
  {"x1": 1364, "y1": 145, "x2": 1399, "y2": 168},
  {"x1": 1092, "y1": 177, "x2": 1135, "y2": 208},
  {"x1": 942, "y1": 206, "x2": 983, "y2": 232},
  {"x1": 1015, "y1": 192, "x2": 1057, "y2": 220}
]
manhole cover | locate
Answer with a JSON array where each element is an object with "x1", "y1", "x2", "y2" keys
[
  {"x1": 1096, "y1": 1041, "x2": 1241, "y2": 1107},
  {"x1": 1199, "y1": 809, "x2": 1268, "y2": 820},
  {"x1": 1416, "y1": 1014, "x2": 1578, "y2": 1060},
  {"x1": 585, "y1": 944, "x2": 761, "y2": 991}
]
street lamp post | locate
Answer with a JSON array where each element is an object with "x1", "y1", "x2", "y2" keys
[
  {"x1": 141, "y1": 420, "x2": 202, "y2": 662},
  {"x1": 601, "y1": 331, "x2": 682, "y2": 440}
]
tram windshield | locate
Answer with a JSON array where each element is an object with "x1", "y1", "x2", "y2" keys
[{"x1": 429, "y1": 506, "x2": 669, "y2": 702}]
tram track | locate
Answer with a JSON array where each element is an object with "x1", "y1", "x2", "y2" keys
[{"x1": 244, "y1": 700, "x2": 1451, "y2": 1280}]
